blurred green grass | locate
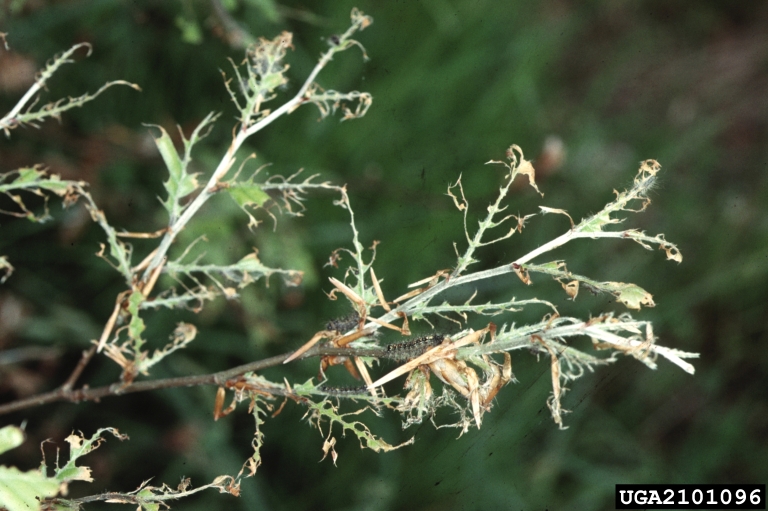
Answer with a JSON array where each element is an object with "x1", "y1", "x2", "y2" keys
[{"x1": 1, "y1": 1, "x2": 766, "y2": 509}]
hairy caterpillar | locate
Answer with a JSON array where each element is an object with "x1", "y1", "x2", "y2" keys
[
  {"x1": 383, "y1": 333, "x2": 446, "y2": 362},
  {"x1": 318, "y1": 385, "x2": 369, "y2": 396},
  {"x1": 326, "y1": 311, "x2": 360, "y2": 334}
]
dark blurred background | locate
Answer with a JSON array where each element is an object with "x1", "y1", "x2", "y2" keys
[{"x1": 0, "y1": 1, "x2": 766, "y2": 510}]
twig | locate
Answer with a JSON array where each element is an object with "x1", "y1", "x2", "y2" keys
[
  {"x1": 60, "y1": 345, "x2": 97, "y2": 391},
  {"x1": 0, "y1": 346, "x2": 62, "y2": 366}
]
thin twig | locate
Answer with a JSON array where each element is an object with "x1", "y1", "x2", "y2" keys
[{"x1": 60, "y1": 345, "x2": 97, "y2": 391}]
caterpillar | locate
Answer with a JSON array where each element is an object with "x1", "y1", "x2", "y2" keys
[
  {"x1": 326, "y1": 312, "x2": 360, "y2": 334},
  {"x1": 383, "y1": 333, "x2": 446, "y2": 362},
  {"x1": 318, "y1": 385, "x2": 369, "y2": 396},
  {"x1": 582, "y1": 282, "x2": 603, "y2": 296}
]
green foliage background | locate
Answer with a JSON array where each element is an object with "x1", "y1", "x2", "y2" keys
[{"x1": 1, "y1": 1, "x2": 766, "y2": 509}]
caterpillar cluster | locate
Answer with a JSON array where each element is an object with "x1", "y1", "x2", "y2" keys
[
  {"x1": 326, "y1": 312, "x2": 360, "y2": 334},
  {"x1": 318, "y1": 385, "x2": 369, "y2": 396},
  {"x1": 383, "y1": 333, "x2": 446, "y2": 362}
]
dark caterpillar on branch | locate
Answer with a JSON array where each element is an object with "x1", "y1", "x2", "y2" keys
[
  {"x1": 326, "y1": 312, "x2": 360, "y2": 334},
  {"x1": 383, "y1": 333, "x2": 446, "y2": 362},
  {"x1": 318, "y1": 385, "x2": 369, "y2": 396}
]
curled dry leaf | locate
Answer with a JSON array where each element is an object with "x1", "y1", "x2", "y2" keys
[
  {"x1": 661, "y1": 243, "x2": 683, "y2": 263},
  {"x1": 561, "y1": 280, "x2": 579, "y2": 299},
  {"x1": 506, "y1": 144, "x2": 543, "y2": 197},
  {"x1": 539, "y1": 206, "x2": 574, "y2": 229},
  {"x1": 321, "y1": 435, "x2": 338, "y2": 466},
  {"x1": 512, "y1": 263, "x2": 531, "y2": 285}
]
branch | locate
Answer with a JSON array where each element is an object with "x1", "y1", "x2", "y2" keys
[
  {"x1": 0, "y1": 345, "x2": 384, "y2": 416},
  {"x1": 363, "y1": 159, "x2": 677, "y2": 332},
  {"x1": 0, "y1": 43, "x2": 139, "y2": 136},
  {"x1": 141, "y1": 9, "x2": 372, "y2": 282}
]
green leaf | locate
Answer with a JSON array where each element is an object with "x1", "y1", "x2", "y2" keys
[
  {"x1": 152, "y1": 126, "x2": 198, "y2": 219},
  {"x1": 227, "y1": 183, "x2": 269, "y2": 209},
  {"x1": 153, "y1": 127, "x2": 183, "y2": 179},
  {"x1": 55, "y1": 464, "x2": 92, "y2": 483},
  {"x1": 55, "y1": 428, "x2": 127, "y2": 484},
  {"x1": 14, "y1": 167, "x2": 46, "y2": 184},
  {"x1": 137, "y1": 489, "x2": 161, "y2": 511},
  {"x1": 11, "y1": 168, "x2": 70, "y2": 194},
  {"x1": 260, "y1": 72, "x2": 285, "y2": 91},
  {"x1": 235, "y1": 250, "x2": 269, "y2": 272},
  {"x1": 613, "y1": 283, "x2": 655, "y2": 310},
  {"x1": 127, "y1": 291, "x2": 147, "y2": 348},
  {"x1": 36, "y1": 176, "x2": 71, "y2": 195},
  {"x1": 174, "y1": 15, "x2": 203, "y2": 45},
  {"x1": 535, "y1": 260, "x2": 564, "y2": 272},
  {"x1": 227, "y1": 182, "x2": 270, "y2": 229},
  {"x1": 577, "y1": 210, "x2": 618, "y2": 233},
  {"x1": 0, "y1": 426, "x2": 24, "y2": 456},
  {"x1": 0, "y1": 466, "x2": 59, "y2": 511}
]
